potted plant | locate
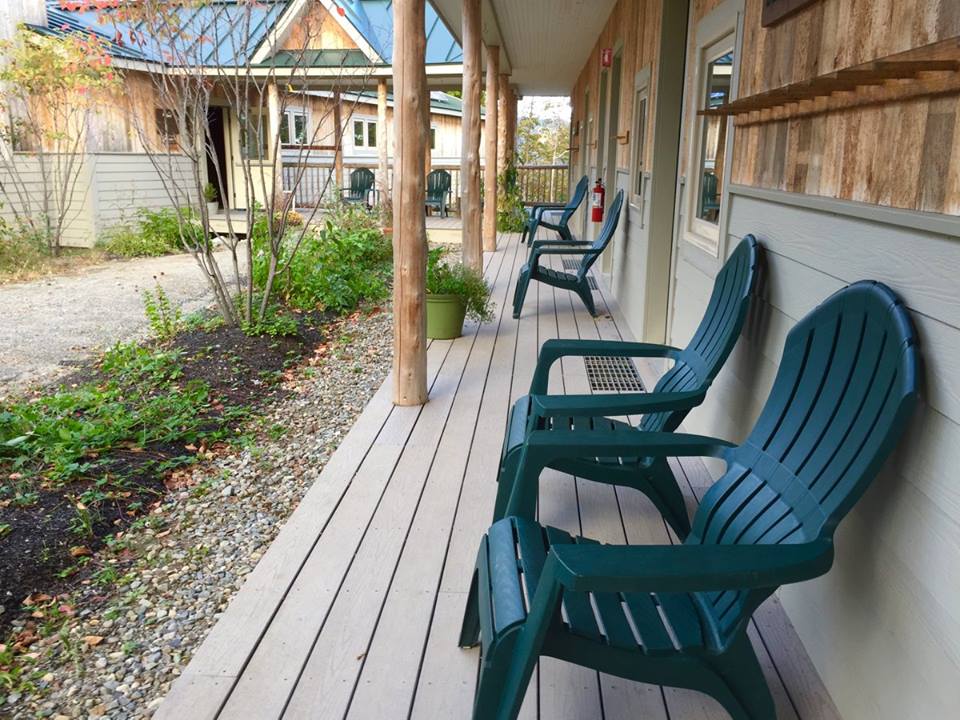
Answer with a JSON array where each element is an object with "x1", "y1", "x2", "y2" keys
[
  {"x1": 426, "y1": 248, "x2": 494, "y2": 339},
  {"x1": 203, "y1": 182, "x2": 219, "y2": 215}
]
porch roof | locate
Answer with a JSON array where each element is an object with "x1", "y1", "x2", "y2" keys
[
  {"x1": 156, "y1": 231, "x2": 842, "y2": 720},
  {"x1": 430, "y1": 0, "x2": 619, "y2": 94}
]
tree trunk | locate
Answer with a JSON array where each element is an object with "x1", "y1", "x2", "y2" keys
[
  {"x1": 460, "y1": 0, "x2": 482, "y2": 270},
  {"x1": 333, "y1": 88, "x2": 344, "y2": 189},
  {"x1": 391, "y1": 0, "x2": 429, "y2": 406}
]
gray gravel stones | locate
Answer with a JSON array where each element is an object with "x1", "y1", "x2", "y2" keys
[{"x1": 8, "y1": 309, "x2": 393, "y2": 719}]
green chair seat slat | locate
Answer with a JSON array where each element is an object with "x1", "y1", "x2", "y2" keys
[
  {"x1": 623, "y1": 593, "x2": 675, "y2": 655},
  {"x1": 572, "y1": 536, "x2": 637, "y2": 650},
  {"x1": 514, "y1": 518, "x2": 548, "y2": 598},
  {"x1": 656, "y1": 592, "x2": 704, "y2": 650},
  {"x1": 543, "y1": 527, "x2": 602, "y2": 641}
]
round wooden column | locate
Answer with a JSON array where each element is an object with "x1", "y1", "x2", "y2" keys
[
  {"x1": 460, "y1": 0, "x2": 483, "y2": 270},
  {"x1": 483, "y1": 45, "x2": 500, "y2": 252},
  {"x1": 391, "y1": 0, "x2": 428, "y2": 406}
]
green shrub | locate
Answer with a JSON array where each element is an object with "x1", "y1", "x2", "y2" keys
[
  {"x1": 496, "y1": 164, "x2": 527, "y2": 233},
  {"x1": 0, "y1": 342, "x2": 227, "y2": 487},
  {"x1": 99, "y1": 208, "x2": 204, "y2": 257},
  {"x1": 252, "y1": 205, "x2": 392, "y2": 314},
  {"x1": 243, "y1": 306, "x2": 300, "y2": 337},
  {"x1": 0, "y1": 218, "x2": 49, "y2": 275},
  {"x1": 143, "y1": 283, "x2": 183, "y2": 342},
  {"x1": 426, "y1": 248, "x2": 494, "y2": 323}
]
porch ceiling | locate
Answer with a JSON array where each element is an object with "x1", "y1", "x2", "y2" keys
[{"x1": 431, "y1": 0, "x2": 619, "y2": 95}]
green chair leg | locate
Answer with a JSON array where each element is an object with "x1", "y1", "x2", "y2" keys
[
  {"x1": 512, "y1": 267, "x2": 532, "y2": 319},
  {"x1": 459, "y1": 569, "x2": 482, "y2": 648},
  {"x1": 707, "y1": 634, "x2": 777, "y2": 720},
  {"x1": 576, "y1": 278, "x2": 597, "y2": 316}
]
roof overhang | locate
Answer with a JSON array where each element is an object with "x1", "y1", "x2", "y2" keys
[{"x1": 430, "y1": 0, "x2": 618, "y2": 95}]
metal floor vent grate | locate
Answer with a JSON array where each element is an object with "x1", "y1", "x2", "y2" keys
[
  {"x1": 584, "y1": 355, "x2": 645, "y2": 393},
  {"x1": 562, "y1": 258, "x2": 580, "y2": 271}
]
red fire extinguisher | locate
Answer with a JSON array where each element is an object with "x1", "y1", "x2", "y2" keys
[{"x1": 591, "y1": 178, "x2": 605, "y2": 223}]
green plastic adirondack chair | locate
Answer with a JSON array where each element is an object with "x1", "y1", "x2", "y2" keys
[
  {"x1": 425, "y1": 169, "x2": 452, "y2": 217},
  {"x1": 512, "y1": 189, "x2": 625, "y2": 319},
  {"x1": 341, "y1": 168, "x2": 375, "y2": 206},
  {"x1": 461, "y1": 280, "x2": 920, "y2": 720},
  {"x1": 497, "y1": 235, "x2": 759, "y2": 537},
  {"x1": 521, "y1": 174, "x2": 590, "y2": 246}
]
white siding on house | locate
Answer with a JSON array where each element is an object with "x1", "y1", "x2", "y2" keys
[
  {"x1": 667, "y1": 190, "x2": 960, "y2": 720},
  {"x1": 92, "y1": 153, "x2": 195, "y2": 231},
  {"x1": 0, "y1": 154, "x2": 96, "y2": 249}
]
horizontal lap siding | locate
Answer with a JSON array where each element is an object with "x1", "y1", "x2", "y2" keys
[
  {"x1": 670, "y1": 193, "x2": 960, "y2": 720},
  {"x1": 91, "y1": 154, "x2": 195, "y2": 230}
]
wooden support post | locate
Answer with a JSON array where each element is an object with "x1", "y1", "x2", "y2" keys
[
  {"x1": 498, "y1": 78, "x2": 517, "y2": 171},
  {"x1": 460, "y1": 0, "x2": 482, "y2": 269},
  {"x1": 483, "y1": 45, "x2": 499, "y2": 252},
  {"x1": 333, "y1": 88, "x2": 344, "y2": 188},
  {"x1": 266, "y1": 81, "x2": 283, "y2": 205},
  {"x1": 377, "y1": 78, "x2": 389, "y2": 209},
  {"x1": 391, "y1": 0, "x2": 428, "y2": 406}
]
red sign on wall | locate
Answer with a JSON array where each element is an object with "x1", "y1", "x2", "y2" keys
[{"x1": 600, "y1": 48, "x2": 613, "y2": 67}]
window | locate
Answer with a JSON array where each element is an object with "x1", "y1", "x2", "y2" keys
[
  {"x1": 353, "y1": 118, "x2": 377, "y2": 149},
  {"x1": 430, "y1": 127, "x2": 437, "y2": 151},
  {"x1": 239, "y1": 111, "x2": 268, "y2": 160},
  {"x1": 280, "y1": 109, "x2": 308, "y2": 145},
  {"x1": 155, "y1": 108, "x2": 179, "y2": 149},
  {"x1": 695, "y1": 50, "x2": 732, "y2": 227},
  {"x1": 631, "y1": 89, "x2": 649, "y2": 207}
]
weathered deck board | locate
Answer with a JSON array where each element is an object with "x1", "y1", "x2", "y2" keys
[{"x1": 159, "y1": 232, "x2": 841, "y2": 720}]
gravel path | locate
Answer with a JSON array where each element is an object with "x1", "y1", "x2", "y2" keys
[
  {"x1": 7, "y1": 309, "x2": 393, "y2": 719},
  {"x1": 0, "y1": 251, "x2": 240, "y2": 396}
]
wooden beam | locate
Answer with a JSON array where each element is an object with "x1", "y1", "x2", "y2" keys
[
  {"x1": 377, "y1": 78, "x2": 389, "y2": 210},
  {"x1": 333, "y1": 88, "x2": 344, "y2": 188},
  {"x1": 391, "y1": 0, "x2": 428, "y2": 406},
  {"x1": 482, "y1": 45, "x2": 499, "y2": 252},
  {"x1": 460, "y1": 0, "x2": 482, "y2": 269}
]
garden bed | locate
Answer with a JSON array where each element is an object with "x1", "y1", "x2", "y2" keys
[{"x1": 0, "y1": 311, "x2": 332, "y2": 634}]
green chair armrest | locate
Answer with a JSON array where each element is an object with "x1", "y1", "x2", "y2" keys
[
  {"x1": 530, "y1": 239, "x2": 590, "y2": 250},
  {"x1": 531, "y1": 339, "x2": 681, "y2": 393},
  {"x1": 529, "y1": 389, "x2": 706, "y2": 418},
  {"x1": 550, "y1": 539, "x2": 835, "y2": 593},
  {"x1": 524, "y1": 429, "x2": 735, "y2": 462},
  {"x1": 530, "y1": 246, "x2": 595, "y2": 273}
]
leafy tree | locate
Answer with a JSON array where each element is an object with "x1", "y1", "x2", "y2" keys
[{"x1": 0, "y1": 28, "x2": 119, "y2": 254}]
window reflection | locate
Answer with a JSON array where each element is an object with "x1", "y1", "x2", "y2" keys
[{"x1": 696, "y1": 51, "x2": 732, "y2": 224}]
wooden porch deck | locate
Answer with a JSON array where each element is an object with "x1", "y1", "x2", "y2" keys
[{"x1": 157, "y1": 232, "x2": 841, "y2": 720}]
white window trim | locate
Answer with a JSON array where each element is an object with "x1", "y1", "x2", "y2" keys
[
  {"x1": 352, "y1": 115, "x2": 378, "y2": 151},
  {"x1": 630, "y1": 67, "x2": 652, "y2": 216},
  {"x1": 281, "y1": 107, "x2": 309, "y2": 146},
  {"x1": 681, "y1": 0, "x2": 744, "y2": 259}
]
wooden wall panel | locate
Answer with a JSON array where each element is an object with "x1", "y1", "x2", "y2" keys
[
  {"x1": 731, "y1": 0, "x2": 960, "y2": 215},
  {"x1": 570, "y1": 0, "x2": 662, "y2": 180}
]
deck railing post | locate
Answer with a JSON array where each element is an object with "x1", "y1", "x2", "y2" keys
[
  {"x1": 391, "y1": 0, "x2": 428, "y2": 406},
  {"x1": 377, "y1": 78, "x2": 390, "y2": 210},
  {"x1": 483, "y1": 45, "x2": 499, "y2": 252},
  {"x1": 460, "y1": 0, "x2": 482, "y2": 270}
]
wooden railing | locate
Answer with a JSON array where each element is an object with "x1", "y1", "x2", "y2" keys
[
  {"x1": 515, "y1": 164, "x2": 571, "y2": 206},
  {"x1": 281, "y1": 161, "x2": 462, "y2": 210}
]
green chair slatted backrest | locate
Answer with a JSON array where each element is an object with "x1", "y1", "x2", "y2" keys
[
  {"x1": 575, "y1": 189, "x2": 625, "y2": 280},
  {"x1": 347, "y1": 168, "x2": 374, "y2": 200},
  {"x1": 427, "y1": 169, "x2": 451, "y2": 200},
  {"x1": 639, "y1": 235, "x2": 760, "y2": 434},
  {"x1": 688, "y1": 281, "x2": 920, "y2": 650},
  {"x1": 558, "y1": 175, "x2": 590, "y2": 227}
]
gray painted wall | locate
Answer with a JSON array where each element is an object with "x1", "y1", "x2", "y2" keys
[{"x1": 669, "y1": 190, "x2": 960, "y2": 720}]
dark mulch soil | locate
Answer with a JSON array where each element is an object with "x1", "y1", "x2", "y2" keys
[{"x1": 0, "y1": 312, "x2": 333, "y2": 631}]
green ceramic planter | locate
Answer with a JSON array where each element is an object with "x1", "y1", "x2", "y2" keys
[{"x1": 426, "y1": 294, "x2": 467, "y2": 339}]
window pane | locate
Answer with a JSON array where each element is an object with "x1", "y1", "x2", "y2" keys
[
  {"x1": 354, "y1": 120, "x2": 364, "y2": 146},
  {"x1": 367, "y1": 121, "x2": 376, "y2": 148},
  {"x1": 696, "y1": 51, "x2": 732, "y2": 224},
  {"x1": 280, "y1": 115, "x2": 291, "y2": 145},
  {"x1": 294, "y1": 114, "x2": 307, "y2": 144},
  {"x1": 633, "y1": 94, "x2": 647, "y2": 198},
  {"x1": 430, "y1": 128, "x2": 436, "y2": 150}
]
